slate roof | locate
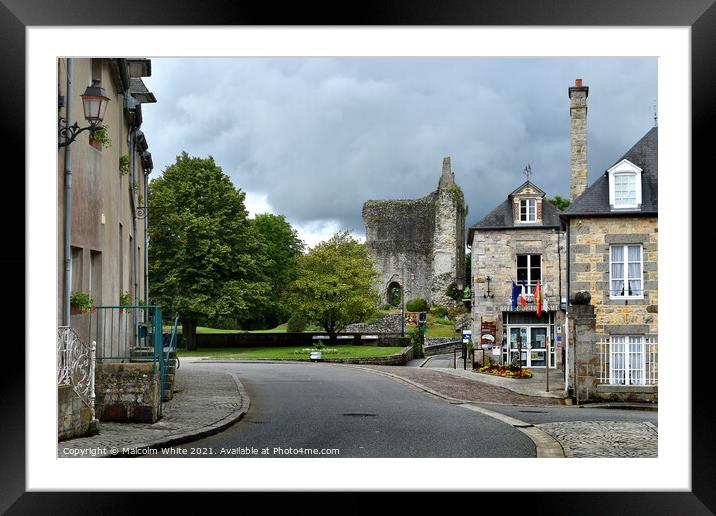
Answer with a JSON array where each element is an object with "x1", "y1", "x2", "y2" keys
[
  {"x1": 562, "y1": 127, "x2": 658, "y2": 217},
  {"x1": 467, "y1": 184, "x2": 561, "y2": 243},
  {"x1": 130, "y1": 77, "x2": 157, "y2": 103}
]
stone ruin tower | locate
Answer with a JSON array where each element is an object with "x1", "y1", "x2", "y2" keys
[{"x1": 362, "y1": 157, "x2": 467, "y2": 307}]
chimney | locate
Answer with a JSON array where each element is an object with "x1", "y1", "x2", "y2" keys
[
  {"x1": 569, "y1": 78, "x2": 589, "y2": 200},
  {"x1": 439, "y1": 156, "x2": 455, "y2": 189}
]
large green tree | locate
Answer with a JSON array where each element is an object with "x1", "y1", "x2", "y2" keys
[
  {"x1": 148, "y1": 152, "x2": 271, "y2": 350},
  {"x1": 243, "y1": 213, "x2": 305, "y2": 329},
  {"x1": 284, "y1": 231, "x2": 380, "y2": 344}
]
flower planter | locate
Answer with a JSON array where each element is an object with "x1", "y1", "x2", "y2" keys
[{"x1": 70, "y1": 304, "x2": 84, "y2": 315}]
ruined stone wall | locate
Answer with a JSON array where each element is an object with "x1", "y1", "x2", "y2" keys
[
  {"x1": 363, "y1": 195, "x2": 436, "y2": 304},
  {"x1": 568, "y1": 216, "x2": 658, "y2": 338},
  {"x1": 431, "y1": 184, "x2": 467, "y2": 305}
]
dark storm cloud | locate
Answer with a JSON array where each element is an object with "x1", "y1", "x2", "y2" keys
[{"x1": 140, "y1": 57, "x2": 657, "y2": 240}]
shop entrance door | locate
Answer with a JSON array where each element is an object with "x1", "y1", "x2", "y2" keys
[{"x1": 509, "y1": 326, "x2": 550, "y2": 367}]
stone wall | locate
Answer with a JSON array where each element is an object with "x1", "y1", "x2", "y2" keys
[
  {"x1": 471, "y1": 226, "x2": 566, "y2": 366},
  {"x1": 322, "y1": 346, "x2": 414, "y2": 366},
  {"x1": 58, "y1": 385, "x2": 98, "y2": 441},
  {"x1": 345, "y1": 314, "x2": 403, "y2": 333},
  {"x1": 191, "y1": 332, "x2": 404, "y2": 348},
  {"x1": 95, "y1": 361, "x2": 160, "y2": 423},
  {"x1": 568, "y1": 216, "x2": 658, "y2": 338},
  {"x1": 362, "y1": 157, "x2": 466, "y2": 307}
]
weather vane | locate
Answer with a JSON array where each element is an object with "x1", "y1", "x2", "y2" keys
[
  {"x1": 523, "y1": 163, "x2": 532, "y2": 180},
  {"x1": 653, "y1": 100, "x2": 658, "y2": 127}
]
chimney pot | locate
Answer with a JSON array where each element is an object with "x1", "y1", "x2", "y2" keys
[{"x1": 575, "y1": 78, "x2": 582, "y2": 87}]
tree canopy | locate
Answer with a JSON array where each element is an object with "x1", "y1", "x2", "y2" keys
[
  {"x1": 243, "y1": 213, "x2": 305, "y2": 329},
  {"x1": 284, "y1": 231, "x2": 380, "y2": 342},
  {"x1": 148, "y1": 152, "x2": 271, "y2": 349},
  {"x1": 546, "y1": 195, "x2": 571, "y2": 210}
]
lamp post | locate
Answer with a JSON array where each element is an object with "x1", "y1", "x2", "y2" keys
[{"x1": 59, "y1": 79, "x2": 110, "y2": 147}]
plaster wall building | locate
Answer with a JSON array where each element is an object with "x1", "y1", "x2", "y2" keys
[
  {"x1": 57, "y1": 58, "x2": 157, "y2": 437},
  {"x1": 363, "y1": 157, "x2": 467, "y2": 307}
]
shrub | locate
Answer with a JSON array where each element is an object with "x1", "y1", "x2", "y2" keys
[
  {"x1": 407, "y1": 327, "x2": 423, "y2": 357},
  {"x1": 119, "y1": 290, "x2": 131, "y2": 306},
  {"x1": 445, "y1": 282, "x2": 461, "y2": 301},
  {"x1": 447, "y1": 303, "x2": 467, "y2": 320},
  {"x1": 286, "y1": 314, "x2": 308, "y2": 333},
  {"x1": 70, "y1": 291, "x2": 94, "y2": 312},
  {"x1": 387, "y1": 285, "x2": 402, "y2": 307},
  {"x1": 429, "y1": 305, "x2": 449, "y2": 318},
  {"x1": 380, "y1": 303, "x2": 393, "y2": 311},
  {"x1": 406, "y1": 298, "x2": 428, "y2": 312}
]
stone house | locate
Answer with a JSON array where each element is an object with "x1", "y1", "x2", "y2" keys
[
  {"x1": 363, "y1": 157, "x2": 467, "y2": 307},
  {"x1": 57, "y1": 58, "x2": 160, "y2": 439},
  {"x1": 468, "y1": 180, "x2": 566, "y2": 370},
  {"x1": 560, "y1": 77, "x2": 658, "y2": 402}
]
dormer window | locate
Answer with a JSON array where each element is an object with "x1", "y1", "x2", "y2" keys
[
  {"x1": 519, "y1": 199, "x2": 536, "y2": 222},
  {"x1": 607, "y1": 159, "x2": 642, "y2": 210}
]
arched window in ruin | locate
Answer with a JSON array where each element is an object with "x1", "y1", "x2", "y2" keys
[{"x1": 387, "y1": 281, "x2": 402, "y2": 307}]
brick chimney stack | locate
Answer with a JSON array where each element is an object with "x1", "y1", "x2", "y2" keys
[{"x1": 569, "y1": 78, "x2": 589, "y2": 200}]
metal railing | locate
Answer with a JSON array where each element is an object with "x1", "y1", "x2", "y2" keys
[
  {"x1": 597, "y1": 337, "x2": 658, "y2": 386},
  {"x1": 89, "y1": 305, "x2": 163, "y2": 373},
  {"x1": 57, "y1": 326, "x2": 96, "y2": 419}
]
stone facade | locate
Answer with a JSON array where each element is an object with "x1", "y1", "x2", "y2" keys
[
  {"x1": 568, "y1": 216, "x2": 658, "y2": 339},
  {"x1": 569, "y1": 79, "x2": 589, "y2": 200},
  {"x1": 471, "y1": 227, "x2": 566, "y2": 367},
  {"x1": 363, "y1": 157, "x2": 466, "y2": 307},
  {"x1": 95, "y1": 362, "x2": 161, "y2": 423}
]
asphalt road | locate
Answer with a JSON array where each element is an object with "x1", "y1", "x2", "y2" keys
[
  {"x1": 476, "y1": 403, "x2": 658, "y2": 427},
  {"x1": 159, "y1": 361, "x2": 537, "y2": 458}
]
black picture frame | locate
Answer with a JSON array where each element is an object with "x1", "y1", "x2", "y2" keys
[{"x1": 3, "y1": 0, "x2": 709, "y2": 513}]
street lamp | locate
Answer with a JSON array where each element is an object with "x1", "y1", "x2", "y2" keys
[{"x1": 58, "y1": 80, "x2": 110, "y2": 147}]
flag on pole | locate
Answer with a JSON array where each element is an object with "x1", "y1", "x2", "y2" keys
[
  {"x1": 534, "y1": 280, "x2": 542, "y2": 316},
  {"x1": 511, "y1": 281, "x2": 520, "y2": 310},
  {"x1": 520, "y1": 281, "x2": 527, "y2": 309}
]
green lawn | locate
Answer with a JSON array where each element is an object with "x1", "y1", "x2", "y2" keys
[{"x1": 176, "y1": 345, "x2": 405, "y2": 360}]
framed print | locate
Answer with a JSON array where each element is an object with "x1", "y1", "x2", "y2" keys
[{"x1": 4, "y1": 0, "x2": 712, "y2": 513}]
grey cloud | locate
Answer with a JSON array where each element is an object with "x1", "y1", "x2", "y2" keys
[{"x1": 141, "y1": 57, "x2": 657, "y2": 238}]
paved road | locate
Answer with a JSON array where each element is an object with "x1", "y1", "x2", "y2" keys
[{"x1": 157, "y1": 361, "x2": 536, "y2": 458}]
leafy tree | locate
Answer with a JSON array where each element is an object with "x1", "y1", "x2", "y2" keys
[
  {"x1": 546, "y1": 195, "x2": 570, "y2": 210},
  {"x1": 465, "y1": 250, "x2": 471, "y2": 285},
  {"x1": 148, "y1": 152, "x2": 271, "y2": 350},
  {"x1": 284, "y1": 231, "x2": 379, "y2": 344},
  {"x1": 243, "y1": 213, "x2": 305, "y2": 329}
]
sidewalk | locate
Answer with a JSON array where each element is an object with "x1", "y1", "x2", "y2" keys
[{"x1": 57, "y1": 361, "x2": 248, "y2": 457}]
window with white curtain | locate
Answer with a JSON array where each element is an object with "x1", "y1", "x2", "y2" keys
[
  {"x1": 614, "y1": 174, "x2": 637, "y2": 207},
  {"x1": 610, "y1": 244, "x2": 643, "y2": 298},
  {"x1": 609, "y1": 335, "x2": 646, "y2": 385}
]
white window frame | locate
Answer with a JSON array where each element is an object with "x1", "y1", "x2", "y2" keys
[
  {"x1": 519, "y1": 198, "x2": 537, "y2": 222},
  {"x1": 609, "y1": 244, "x2": 644, "y2": 299},
  {"x1": 609, "y1": 335, "x2": 646, "y2": 385},
  {"x1": 516, "y1": 254, "x2": 541, "y2": 292},
  {"x1": 607, "y1": 159, "x2": 642, "y2": 210}
]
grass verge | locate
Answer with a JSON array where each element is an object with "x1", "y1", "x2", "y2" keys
[{"x1": 176, "y1": 345, "x2": 405, "y2": 360}]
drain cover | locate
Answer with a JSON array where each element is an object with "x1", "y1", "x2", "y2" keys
[
  {"x1": 519, "y1": 410, "x2": 546, "y2": 414},
  {"x1": 342, "y1": 413, "x2": 377, "y2": 417}
]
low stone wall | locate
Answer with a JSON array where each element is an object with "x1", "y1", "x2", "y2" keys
[
  {"x1": 323, "y1": 346, "x2": 414, "y2": 366},
  {"x1": 423, "y1": 339, "x2": 462, "y2": 356},
  {"x1": 191, "y1": 332, "x2": 403, "y2": 349},
  {"x1": 345, "y1": 314, "x2": 403, "y2": 333},
  {"x1": 58, "y1": 385, "x2": 97, "y2": 441},
  {"x1": 595, "y1": 384, "x2": 658, "y2": 403},
  {"x1": 95, "y1": 362, "x2": 160, "y2": 423}
]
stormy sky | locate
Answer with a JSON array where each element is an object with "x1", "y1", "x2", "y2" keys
[{"x1": 140, "y1": 58, "x2": 657, "y2": 248}]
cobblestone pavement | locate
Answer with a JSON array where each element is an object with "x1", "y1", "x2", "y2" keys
[
  {"x1": 536, "y1": 421, "x2": 658, "y2": 457},
  {"x1": 353, "y1": 365, "x2": 564, "y2": 406},
  {"x1": 57, "y1": 364, "x2": 246, "y2": 457}
]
